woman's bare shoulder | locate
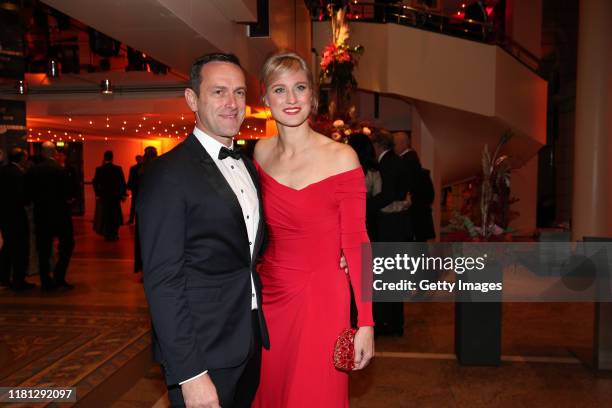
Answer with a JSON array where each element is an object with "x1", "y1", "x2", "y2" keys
[
  {"x1": 319, "y1": 137, "x2": 360, "y2": 173},
  {"x1": 254, "y1": 136, "x2": 277, "y2": 162}
]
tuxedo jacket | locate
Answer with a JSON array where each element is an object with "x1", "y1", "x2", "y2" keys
[
  {"x1": 368, "y1": 151, "x2": 413, "y2": 241},
  {"x1": 400, "y1": 150, "x2": 421, "y2": 194},
  {"x1": 137, "y1": 134, "x2": 269, "y2": 386},
  {"x1": 368, "y1": 151, "x2": 410, "y2": 211}
]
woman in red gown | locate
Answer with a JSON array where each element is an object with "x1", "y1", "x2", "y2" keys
[{"x1": 252, "y1": 52, "x2": 375, "y2": 407}]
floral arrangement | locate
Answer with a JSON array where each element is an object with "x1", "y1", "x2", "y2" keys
[
  {"x1": 442, "y1": 131, "x2": 518, "y2": 241},
  {"x1": 319, "y1": 41, "x2": 364, "y2": 90},
  {"x1": 318, "y1": 5, "x2": 364, "y2": 119},
  {"x1": 310, "y1": 116, "x2": 372, "y2": 143}
]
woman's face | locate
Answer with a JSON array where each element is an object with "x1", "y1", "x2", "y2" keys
[{"x1": 264, "y1": 68, "x2": 312, "y2": 127}]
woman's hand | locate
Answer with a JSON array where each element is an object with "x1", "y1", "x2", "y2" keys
[{"x1": 353, "y1": 326, "x2": 374, "y2": 370}]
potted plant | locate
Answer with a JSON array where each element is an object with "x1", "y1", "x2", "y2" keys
[{"x1": 449, "y1": 131, "x2": 516, "y2": 366}]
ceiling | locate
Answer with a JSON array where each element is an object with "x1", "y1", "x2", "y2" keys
[{"x1": 6, "y1": 0, "x2": 310, "y2": 143}]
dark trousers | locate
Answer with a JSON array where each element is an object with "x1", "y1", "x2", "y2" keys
[
  {"x1": 374, "y1": 211, "x2": 413, "y2": 333},
  {"x1": 35, "y1": 215, "x2": 74, "y2": 286},
  {"x1": 0, "y1": 212, "x2": 29, "y2": 286},
  {"x1": 167, "y1": 310, "x2": 262, "y2": 408}
]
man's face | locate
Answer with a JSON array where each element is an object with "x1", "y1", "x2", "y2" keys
[
  {"x1": 185, "y1": 62, "x2": 246, "y2": 144},
  {"x1": 393, "y1": 132, "x2": 409, "y2": 155}
]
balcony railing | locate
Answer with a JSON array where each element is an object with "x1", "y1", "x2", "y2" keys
[{"x1": 311, "y1": 1, "x2": 541, "y2": 76}]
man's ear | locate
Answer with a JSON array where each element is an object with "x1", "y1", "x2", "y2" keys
[{"x1": 184, "y1": 88, "x2": 198, "y2": 112}]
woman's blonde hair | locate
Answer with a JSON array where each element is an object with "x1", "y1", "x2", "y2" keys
[{"x1": 260, "y1": 51, "x2": 318, "y2": 113}]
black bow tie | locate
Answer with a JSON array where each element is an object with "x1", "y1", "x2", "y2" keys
[{"x1": 218, "y1": 146, "x2": 241, "y2": 160}]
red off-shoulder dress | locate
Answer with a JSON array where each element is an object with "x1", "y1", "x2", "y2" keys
[{"x1": 252, "y1": 164, "x2": 374, "y2": 408}]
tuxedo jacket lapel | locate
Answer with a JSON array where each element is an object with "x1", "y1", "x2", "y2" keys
[{"x1": 185, "y1": 135, "x2": 250, "y2": 257}]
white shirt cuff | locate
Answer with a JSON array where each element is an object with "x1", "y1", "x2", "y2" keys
[{"x1": 179, "y1": 370, "x2": 208, "y2": 385}]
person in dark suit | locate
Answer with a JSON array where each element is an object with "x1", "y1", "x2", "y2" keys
[
  {"x1": 126, "y1": 155, "x2": 143, "y2": 224},
  {"x1": 92, "y1": 151, "x2": 127, "y2": 241},
  {"x1": 393, "y1": 131, "x2": 436, "y2": 242},
  {"x1": 369, "y1": 130, "x2": 412, "y2": 336},
  {"x1": 27, "y1": 142, "x2": 75, "y2": 291},
  {"x1": 137, "y1": 53, "x2": 269, "y2": 408},
  {"x1": 0, "y1": 147, "x2": 36, "y2": 291}
]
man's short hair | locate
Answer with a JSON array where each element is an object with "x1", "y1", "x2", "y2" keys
[
  {"x1": 8, "y1": 147, "x2": 26, "y2": 163},
  {"x1": 104, "y1": 150, "x2": 113, "y2": 161},
  {"x1": 371, "y1": 129, "x2": 394, "y2": 151},
  {"x1": 190, "y1": 53, "x2": 242, "y2": 95}
]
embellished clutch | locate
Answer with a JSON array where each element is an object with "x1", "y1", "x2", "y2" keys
[{"x1": 333, "y1": 328, "x2": 358, "y2": 371}]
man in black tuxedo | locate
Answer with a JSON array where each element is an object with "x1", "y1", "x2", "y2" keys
[
  {"x1": 0, "y1": 147, "x2": 35, "y2": 291},
  {"x1": 137, "y1": 53, "x2": 269, "y2": 408},
  {"x1": 369, "y1": 130, "x2": 412, "y2": 336},
  {"x1": 27, "y1": 142, "x2": 75, "y2": 291},
  {"x1": 93, "y1": 150, "x2": 127, "y2": 241}
]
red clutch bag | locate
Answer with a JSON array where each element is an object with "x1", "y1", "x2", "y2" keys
[{"x1": 333, "y1": 328, "x2": 357, "y2": 371}]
